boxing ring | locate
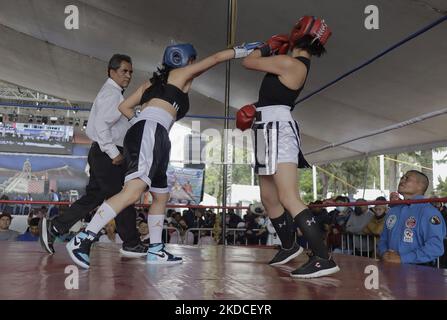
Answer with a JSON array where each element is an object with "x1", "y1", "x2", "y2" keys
[
  {"x1": 0, "y1": 0, "x2": 447, "y2": 303},
  {"x1": 1, "y1": 196, "x2": 446, "y2": 300},
  {"x1": 0, "y1": 242, "x2": 446, "y2": 300}
]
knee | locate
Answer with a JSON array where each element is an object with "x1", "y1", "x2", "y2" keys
[
  {"x1": 151, "y1": 192, "x2": 170, "y2": 205},
  {"x1": 121, "y1": 187, "x2": 142, "y2": 205}
]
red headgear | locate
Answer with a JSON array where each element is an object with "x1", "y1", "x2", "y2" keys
[{"x1": 289, "y1": 16, "x2": 332, "y2": 49}]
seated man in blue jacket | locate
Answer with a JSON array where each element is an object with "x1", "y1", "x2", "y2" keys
[{"x1": 378, "y1": 170, "x2": 446, "y2": 265}]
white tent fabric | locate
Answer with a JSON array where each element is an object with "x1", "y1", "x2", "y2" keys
[{"x1": 0, "y1": 0, "x2": 446, "y2": 164}]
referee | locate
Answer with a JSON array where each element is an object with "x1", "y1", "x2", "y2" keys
[{"x1": 39, "y1": 54, "x2": 147, "y2": 257}]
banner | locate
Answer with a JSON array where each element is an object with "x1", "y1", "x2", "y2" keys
[
  {"x1": 0, "y1": 146, "x2": 89, "y2": 195},
  {"x1": 167, "y1": 165, "x2": 204, "y2": 205}
]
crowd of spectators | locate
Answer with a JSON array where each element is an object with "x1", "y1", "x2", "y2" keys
[{"x1": 1, "y1": 171, "x2": 446, "y2": 268}]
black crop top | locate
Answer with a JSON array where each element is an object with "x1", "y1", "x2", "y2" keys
[
  {"x1": 255, "y1": 56, "x2": 310, "y2": 111},
  {"x1": 140, "y1": 83, "x2": 189, "y2": 121}
]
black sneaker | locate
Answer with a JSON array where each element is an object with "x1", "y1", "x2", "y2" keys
[
  {"x1": 290, "y1": 255, "x2": 340, "y2": 279},
  {"x1": 119, "y1": 242, "x2": 148, "y2": 258},
  {"x1": 269, "y1": 242, "x2": 304, "y2": 265},
  {"x1": 38, "y1": 216, "x2": 60, "y2": 254}
]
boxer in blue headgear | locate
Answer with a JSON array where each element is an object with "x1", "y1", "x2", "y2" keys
[
  {"x1": 66, "y1": 39, "x2": 263, "y2": 269},
  {"x1": 163, "y1": 43, "x2": 197, "y2": 68}
]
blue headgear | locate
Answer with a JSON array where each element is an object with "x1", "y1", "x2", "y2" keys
[{"x1": 163, "y1": 44, "x2": 197, "y2": 68}]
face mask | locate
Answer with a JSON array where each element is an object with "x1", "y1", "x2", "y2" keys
[{"x1": 336, "y1": 206, "x2": 344, "y2": 212}]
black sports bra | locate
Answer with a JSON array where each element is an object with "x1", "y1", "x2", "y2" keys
[
  {"x1": 140, "y1": 83, "x2": 189, "y2": 121},
  {"x1": 256, "y1": 56, "x2": 310, "y2": 111}
]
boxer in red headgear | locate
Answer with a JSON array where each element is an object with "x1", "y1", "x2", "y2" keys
[
  {"x1": 289, "y1": 16, "x2": 332, "y2": 50},
  {"x1": 241, "y1": 16, "x2": 339, "y2": 279}
]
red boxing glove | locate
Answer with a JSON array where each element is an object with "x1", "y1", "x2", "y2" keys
[
  {"x1": 267, "y1": 34, "x2": 290, "y2": 55},
  {"x1": 236, "y1": 104, "x2": 256, "y2": 131}
]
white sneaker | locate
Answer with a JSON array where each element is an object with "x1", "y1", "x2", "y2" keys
[{"x1": 146, "y1": 243, "x2": 183, "y2": 265}]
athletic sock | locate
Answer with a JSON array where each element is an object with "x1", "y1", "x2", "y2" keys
[
  {"x1": 85, "y1": 202, "x2": 117, "y2": 235},
  {"x1": 148, "y1": 215, "x2": 165, "y2": 244},
  {"x1": 270, "y1": 211, "x2": 295, "y2": 249},
  {"x1": 293, "y1": 208, "x2": 329, "y2": 259}
]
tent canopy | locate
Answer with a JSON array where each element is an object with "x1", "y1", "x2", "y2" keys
[{"x1": 1, "y1": 0, "x2": 446, "y2": 164}]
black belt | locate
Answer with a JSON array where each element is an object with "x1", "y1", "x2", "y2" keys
[
  {"x1": 255, "y1": 106, "x2": 293, "y2": 122},
  {"x1": 92, "y1": 142, "x2": 123, "y2": 152}
]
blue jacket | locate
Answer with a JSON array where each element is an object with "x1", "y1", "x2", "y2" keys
[
  {"x1": 378, "y1": 195, "x2": 446, "y2": 264},
  {"x1": 16, "y1": 232, "x2": 39, "y2": 242}
]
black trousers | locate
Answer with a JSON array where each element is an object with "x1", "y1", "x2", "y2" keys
[{"x1": 53, "y1": 142, "x2": 139, "y2": 247}]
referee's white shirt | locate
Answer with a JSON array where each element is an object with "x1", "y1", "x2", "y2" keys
[{"x1": 86, "y1": 78, "x2": 130, "y2": 160}]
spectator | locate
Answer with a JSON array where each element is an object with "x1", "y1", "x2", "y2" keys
[
  {"x1": 224, "y1": 210, "x2": 244, "y2": 245},
  {"x1": 23, "y1": 193, "x2": 33, "y2": 215},
  {"x1": 98, "y1": 220, "x2": 123, "y2": 244},
  {"x1": 137, "y1": 220, "x2": 150, "y2": 245},
  {"x1": 212, "y1": 212, "x2": 224, "y2": 244},
  {"x1": 49, "y1": 189, "x2": 60, "y2": 202},
  {"x1": 265, "y1": 217, "x2": 281, "y2": 246},
  {"x1": 203, "y1": 209, "x2": 216, "y2": 228},
  {"x1": 254, "y1": 214, "x2": 268, "y2": 245},
  {"x1": 182, "y1": 209, "x2": 195, "y2": 228},
  {"x1": 0, "y1": 212, "x2": 19, "y2": 241},
  {"x1": 14, "y1": 194, "x2": 24, "y2": 215},
  {"x1": 17, "y1": 217, "x2": 40, "y2": 241},
  {"x1": 379, "y1": 170, "x2": 446, "y2": 265},
  {"x1": 49, "y1": 205, "x2": 59, "y2": 219},
  {"x1": 191, "y1": 208, "x2": 207, "y2": 244},
  {"x1": 166, "y1": 222, "x2": 179, "y2": 244},
  {"x1": 47, "y1": 189, "x2": 59, "y2": 216},
  {"x1": 431, "y1": 198, "x2": 447, "y2": 224},
  {"x1": 228, "y1": 210, "x2": 243, "y2": 228},
  {"x1": 234, "y1": 221, "x2": 247, "y2": 245},
  {"x1": 166, "y1": 209, "x2": 177, "y2": 224},
  {"x1": 169, "y1": 218, "x2": 194, "y2": 245},
  {"x1": 346, "y1": 198, "x2": 374, "y2": 256},
  {"x1": 346, "y1": 199, "x2": 374, "y2": 234},
  {"x1": 243, "y1": 208, "x2": 256, "y2": 224},
  {"x1": 245, "y1": 204, "x2": 267, "y2": 245},
  {"x1": 192, "y1": 208, "x2": 206, "y2": 229},
  {"x1": 0, "y1": 194, "x2": 9, "y2": 212},
  {"x1": 327, "y1": 196, "x2": 352, "y2": 251},
  {"x1": 363, "y1": 197, "x2": 388, "y2": 236},
  {"x1": 171, "y1": 212, "x2": 182, "y2": 228}
]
